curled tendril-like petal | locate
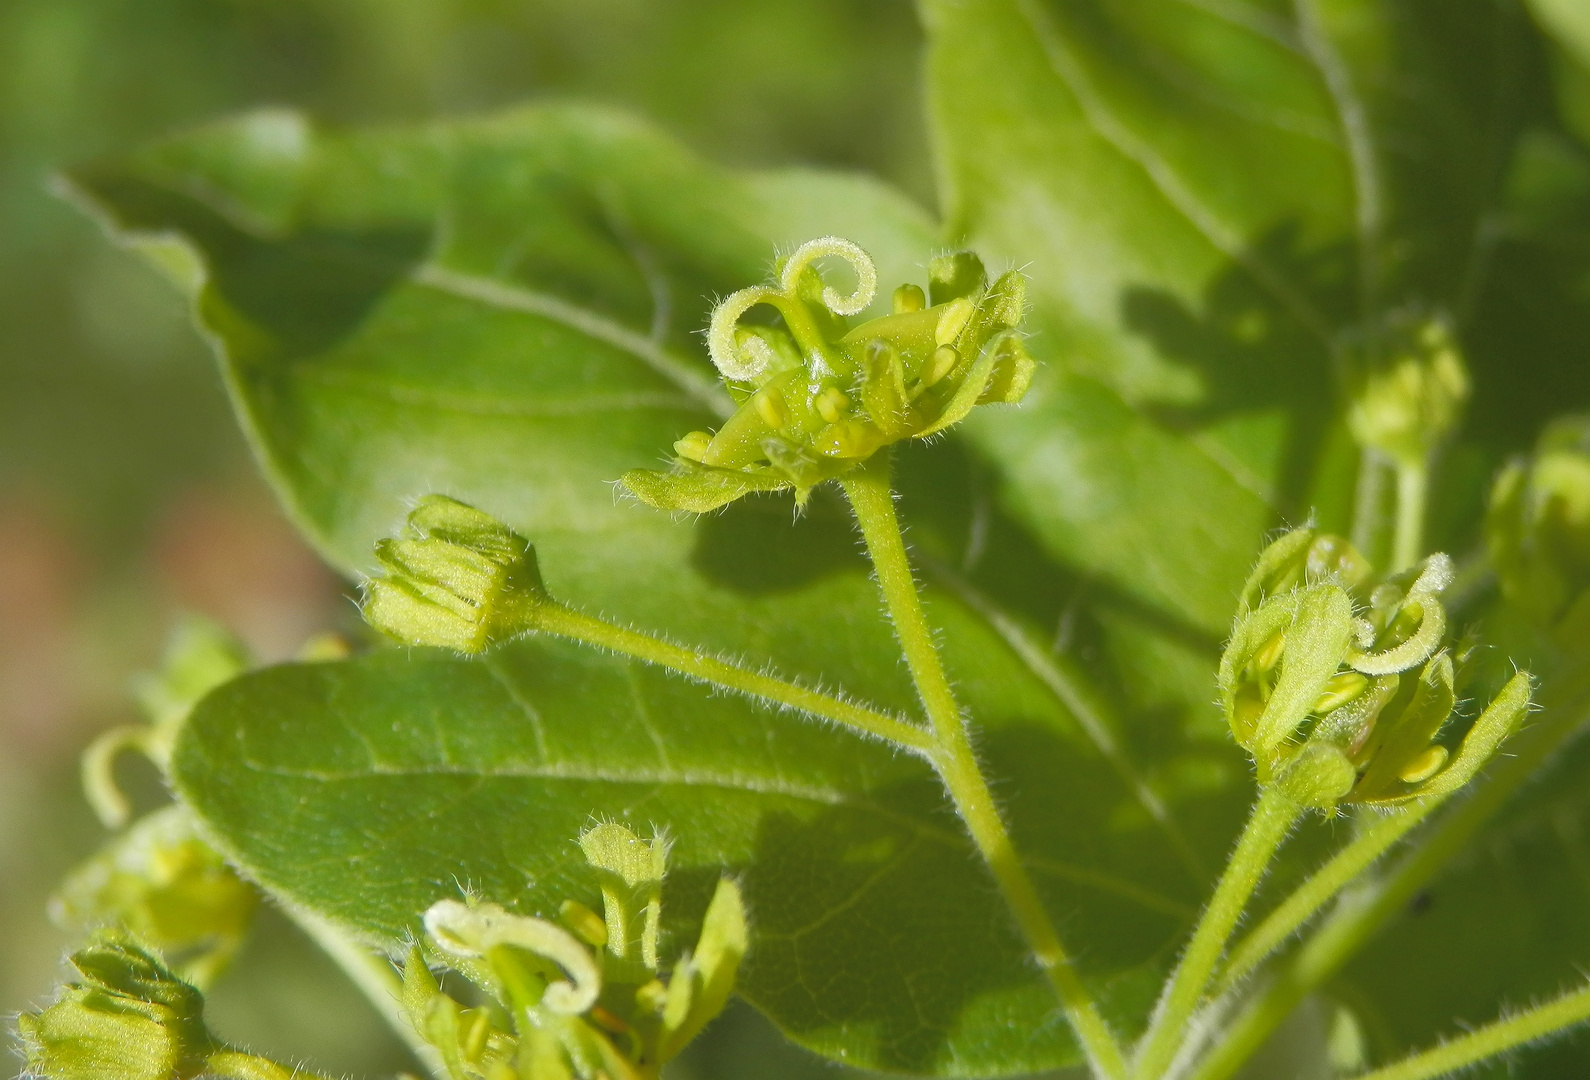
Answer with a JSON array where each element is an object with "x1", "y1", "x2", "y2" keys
[
  {"x1": 1347, "y1": 553, "x2": 1454, "y2": 675},
  {"x1": 424, "y1": 899, "x2": 600, "y2": 1016},
  {"x1": 778, "y1": 236, "x2": 877, "y2": 316},
  {"x1": 706, "y1": 286, "x2": 784, "y2": 381}
]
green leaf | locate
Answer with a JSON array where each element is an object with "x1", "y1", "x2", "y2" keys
[
  {"x1": 924, "y1": 0, "x2": 1353, "y2": 405},
  {"x1": 920, "y1": 0, "x2": 1351, "y2": 633},
  {"x1": 65, "y1": 104, "x2": 941, "y2": 707},
  {"x1": 920, "y1": 0, "x2": 1565, "y2": 622},
  {"x1": 71, "y1": 105, "x2": 1247, "y2": 1075},
  {"x1": 964, "y1": 370, "x2": 1275, "y2": 636},
  {"x1": 172, "y1": 642, "x2": 1200, "y2": 1077}
]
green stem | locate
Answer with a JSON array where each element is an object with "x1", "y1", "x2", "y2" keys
[
  {"x1": 1215, "y1": 798, "x2": 1441, "y2": 994},
  {"x1": 839, "y1": 455, "x2": 1129, "y2": 1080},
  {"x1": 1352, "y1": 449, "x2": 1390, "y2": 563},
  {"x1": 1348, "y1": 982, "x2": 1590, "y2": 1080},
  {"x1": 1132, "y1": 785, "x2": 1301, "y2": 1080},
  {"x1": 928, "y1": 561, "x2": 1206, "y2": 885},
  {"x1": 1186, "y1": 677, "x2": 1590, "y2": 1080},
  {"x1": 1392, "y1": 460, "x2": 1428, "y2": 573},
  {"x1": 520, "y1": 602, "x2": 934, "y2": 754},
  {"x1": 206, "y1": 1050, "x2": 339, "y2": 1080}
]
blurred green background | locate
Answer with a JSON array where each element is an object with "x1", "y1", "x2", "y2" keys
[{"x1": 0, "y1": 1, "x2": 926, "y2": 1073}]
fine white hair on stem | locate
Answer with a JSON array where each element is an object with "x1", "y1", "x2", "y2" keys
[
  {"x1": 779, "y1": 236, "x2": 877, "y2": 316},
  {"x1": 707, "y1": 285, "x2": 781, "y2": 380}
]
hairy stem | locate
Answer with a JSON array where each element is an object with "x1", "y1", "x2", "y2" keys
[
  {"x1": 1352, "y1": 449, "x2": 1390, "y2": 563},
  {"x1": 517, "y1": 602, "x2": 934, "y2": 753},
  {"x1": 1392, "y1": 460, "x2": 1428, "y2": 572},
  {"x1": 1215, "y1": 799, "x2": 1439, "y2": 993},
  {"x1": 1132, "y1": 785, "x2": 1300, "y2": 1080},
  {"x1": 1186, "y1": 677, "x2": 1590, "y2": 1080},
  {"x1": 839, "y1": 454, "x2": 1129, "y2": 1080},
  {"x1": 1348, "y1": 982, "x2": 1590, "y2": 1080},
  {"x1": 206, "y1": 1051, "x2": 340, "y2": 1080},
  {"x1": 928, "y1": 561, "x2": 1206, "y2": 885}
]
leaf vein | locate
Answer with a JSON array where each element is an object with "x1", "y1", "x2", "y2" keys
[
  {"x1": 1012, "y1": 0, "x2": 1332, "y2": 339},
  {"x1": 412, "y1": 263, "x2": 734, "y2": 418}
]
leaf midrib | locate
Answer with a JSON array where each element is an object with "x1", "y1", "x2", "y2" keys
[
  {"x1": 412, "y1": 263, "x2": 735, "y2": 419},
  {"x1": 234, "y1": 746, "x2": 1193, "y2": 917}
]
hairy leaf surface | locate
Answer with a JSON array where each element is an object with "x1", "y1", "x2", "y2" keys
[{"x1": 175, "y1": 643, "x2": 1199, "y2": 1076}]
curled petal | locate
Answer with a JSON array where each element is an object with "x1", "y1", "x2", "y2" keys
[
  {"x1": 707, "y1": 286, "x2": 783, "y2": 381},
  {"x1": 778, "y1": 236, "x2": 877, "y2": 316},
  {"x1": 620, "y1": 465, "x2": 793, "y2": 513},
  {"x1": 914, "y1": 331, "x2": 1008, "y2": 439},
  {"x1": 424, "y1": 899, "x2": 600, "y2": 1015},
  {"x1": 1348, "y1": 554, "x2": 1453, "y2": 675},
  {"x1": 1413, "y1": 670, "x2": 1533, "y2": 799}
]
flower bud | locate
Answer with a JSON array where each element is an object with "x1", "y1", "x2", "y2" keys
[
  {"x1": 50, "y1": 805, "x2": 257, "y2": 989},
  {"x1": 1220, "y1": 583, "x2": 1356, "y2": 771},
  {"x1": 1487, "y1": 414, "x2": 1590, "y2": 628},
  {"x1": 1236, "y1": 528, "x2": 1371, "y2": 616},
  {"x1": 19, "y1": 933, "x2": 213, "y2": 1080},
  {"x1": 1343, "y1": 312, "x2": 1470, "y2": 469},
  {"x1": 362, "y1": 495, "x2": 548, "y2": 653}
]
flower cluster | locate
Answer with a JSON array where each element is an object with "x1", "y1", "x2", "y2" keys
[
  {"x1": 403, "y1": 822, "x2": 747, "y2": 1080},
  {"x1": 621, "y1": 237, "x2": 1035, "y2": 512},
  {"x1": 50, "y1": 806, "x2": 257, "y2": 991},
  {"x1": 1221, "y1": 527, "x2": 1531, "y2": 810},
  {"x1": 1342, "y1": 311, "x2": 1470, "y2": 470}
]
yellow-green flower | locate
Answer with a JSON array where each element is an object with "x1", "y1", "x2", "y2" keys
[{"x1": 621, "y1": 238, "x2": 1034, "y2": 512}]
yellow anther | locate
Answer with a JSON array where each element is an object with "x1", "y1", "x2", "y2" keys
[
  {"x1": 815, "y1": 386, "x2": 850, "y2": 424},
  {"x1": 812, "y1": 419, "x2": 887, "y2": 460},
  {"x1": 1314, "y1": 672, "x2": 1370, "y2": 714},
  {"x1": 924, "y1": 345, "x2": 959, "y2": 387},
  {"x1": 1233, "y1": 685, "x2": 1266, "y2": 742},
  {"x1": 893, "y1": 283, "x2": 926, "y2": 314},
  {"x1": 754, "y1": 387, "x2": 789, "y2": 429},
  {"x1": 673, "y1": 431, "x2": 713, "y2": 462},
  {"x1": 1398, "y1": 744, "x2": 1449, "y2": 785},
  {"x1": 1252, "y1": 631, "x2": 1286, "y2": 674},
  {"x1": 559, "y1": 899, "x2": 608, "y2": 949},
  {"x1": 935, "y1": 297, "x2": 975, "y2": 346},
  {"x1": 462, "y1": 1009, "x2": 492, "y2": 1061},
  {"x1": 636, "y1": 978, "x2": 669, "y2": 1016}
]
